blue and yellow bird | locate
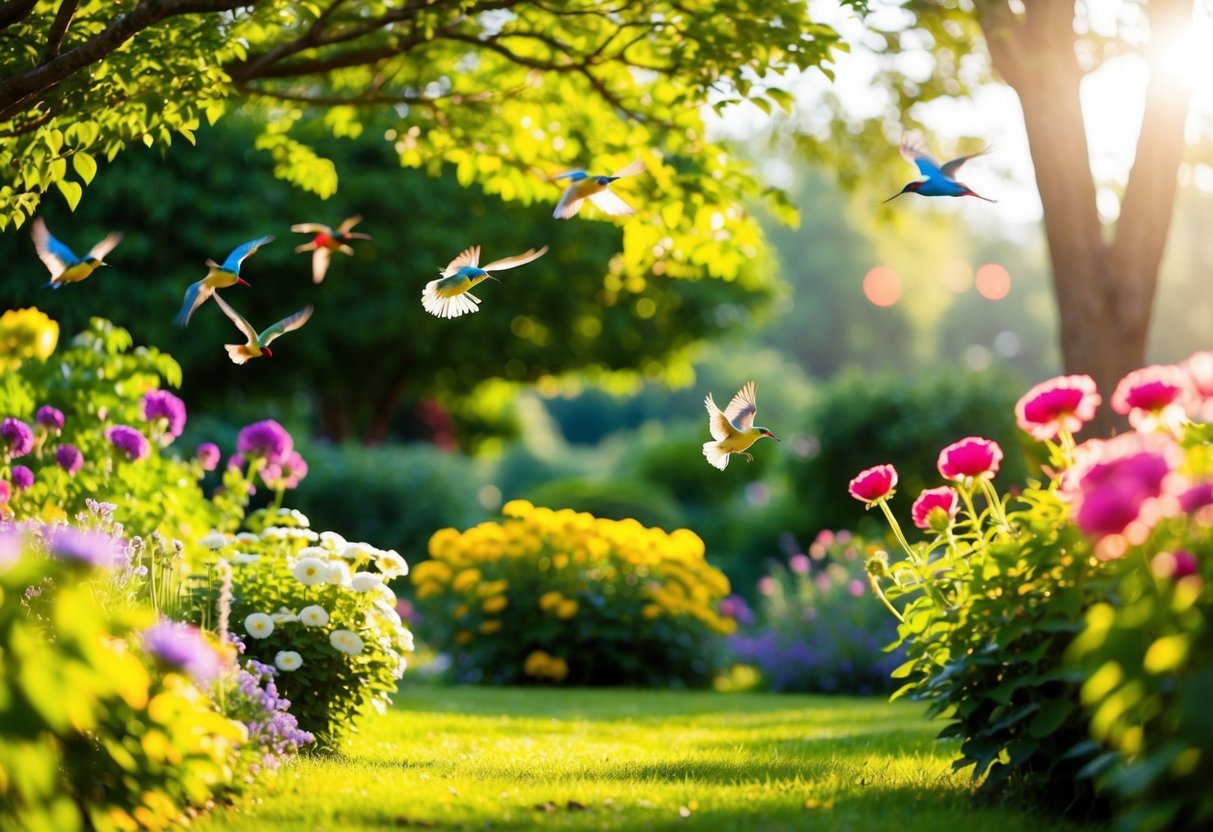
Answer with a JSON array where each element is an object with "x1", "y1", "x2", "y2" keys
[
  {"x1": 552, "y1": 160, "x2": 645, "y2": 219},
  {"x1": 422, "y1": 244, "x2": 549, "y2": 319},
  {"x1": 32, "y1": 217, "x2": 123, "y2": 288},
  {"x1": 211, "y1": 293, "x2": 313, "y2": 364},
  {"x1": 885, "y1": 138, "x2": 996, "y2": 203},
  {"x1": 175, "y1": 236, "x2": 274, "y2": 327}
]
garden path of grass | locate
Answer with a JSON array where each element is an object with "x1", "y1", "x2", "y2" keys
[{"x1": 197, "y1": 686, "x2": 1099, "y2": 832}]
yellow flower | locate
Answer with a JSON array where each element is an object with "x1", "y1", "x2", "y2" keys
[
  {"x1": 538, "y1": 590, "x2": 564, "y2": 611},
  {"x1": 524, "y1": 650, "x2": 569, "y2": 681},
  {"x1": 428, "y1": 528, "x2": 461, "y2": 559},
  {"x1": 503, "y1": 499, "x2": 534, "y2": 518},
  {"x1": 642, "y1": 603, "x2": 662, "y2": 620},
  {"x1": 553, "y1": 553, "x2": 569, "y2": 570},
  {"x1": 415, "y1": 582, "x2": 443, "y2": 601},
  {"x1": 454, "y1": 630, "x2": 473, "y2": 645},
  {"x1": 479, "y1": 620, "x2": 502, "y2": 634},
  {"x1": 0, "y1": 307, "x2": 58, "y2": 369},
  {"x1": 452, "y1": 568, "x2": 482, "y2": 593},
  {"x1": 453, "y1": 603, "x2": 469, "y2": 618},
  {"x1": 482, "y1": 595, "x2": 508, "y2": 615},
  {"x1": 556, "y1": 599, "x2": 579, "y2": 620},
  {"x1": 411, "y1": 559, "x2": 453, "y2": 585}
]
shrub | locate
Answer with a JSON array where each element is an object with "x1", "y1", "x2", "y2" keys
[
  {"x1": 861, "y1": 358, "x2": 1213, "y2": 829},
  {"x1": 411, "y1": 500, "x2": 735, "y2": 687},
  {"x1": 791, "y1": 368, "x2": 1027, "y2": 536},
  {"x1": 201, "y1": 507, "x2": 414, "y2": 748},
  {"x1": 289, "y1": 441, "x2": 485, "y2": 555},
  {"x1": 728, "y1": 530, "x2": 903, "y2": 694},
  {"x1": 523, "y1": 477, "x2": 686, "y2": 531},
  {"x1": 0, "y1": 523, "x2": 245, "y2": 832}
]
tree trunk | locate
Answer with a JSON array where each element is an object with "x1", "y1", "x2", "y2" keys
[
  {"x1": 318, "y1": 395, "x2": 351, "y2": 443},
  {"x1": 978, "y1": 0, "x2": 1194, "y2": 432}
]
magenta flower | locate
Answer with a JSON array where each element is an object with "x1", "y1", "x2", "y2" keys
[
  {"x1": 195, "y1": 442, "x2": 221, "y2": 471},
  {"x1": 47, "y1": 526, "x2": 120, "y2": 567},
  {"x1": 937, "y1": 437, "x2": 1003, "y2": 481},
  {"x1": 35, "y1": 405, "x2": 64, "y2": 433},
  {"x1": 143, "y1": 620, "x2": 224, "y2": 686},
  {"x1": 1152, "y1": 550, "x2": 1198, "y2": 580},
  {"x1": 237, "y1": 420, "x2": 293, "y2": 465},
  {"x1": 142, "y1": 389, "x2": 187, "y2": 439},
  {"x1": 1066, "y1": 434, "x2": 1179, "y2": 543},
  {"x1": 848, "y1": 464, "x2": 898, "y2": 504},
  {"x1": 1179, "y1": 482, "x2": 1213, "y2": 514},
  {"x1": 1, "y1": 418, "x2": 34, "y2": 460},
  {"x1": 788, "y1": 553, "x2": 811, "y2": 575},
  {"x1": 260, "y1": 449, "x2": 308, "y2": 491},
  {"x1": 1111, "y1": 364, "x2": 1191, "y2": 432},
  {"x1": 0, "y1": 480, "x2": 9, "y2": 506},
  {"x1": 1015, "y1": 375, "x2": 1101, "y2": 441},
  {"x1": 107, "y1": 425, "x2": 150, "y2": 461},
  {"x1": 55, "y1": 443, "x2": 83, "y2": 475},
  {"x1": 719, "y1": 594, "x2": 754, "y2": 626},
  {"x1": 911, "y1": 486, "x2": 960, "y2": 531},
  {"x1": 10, "y1": 465, "x2": 33, "y2": 492}
]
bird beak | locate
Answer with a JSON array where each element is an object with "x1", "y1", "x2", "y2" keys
[
  {"x1": 237, "y1": 277, "x2": 250, "y2": 287},
  {"x1": 97, "y1": 261, "x2": 109, "y2": 268},
  {"x1": 770, "y1": 434, "x2": 781, "y2": 443},
  {"x1": 882, "y1": 190, "x2": 906, "y2": 204}
]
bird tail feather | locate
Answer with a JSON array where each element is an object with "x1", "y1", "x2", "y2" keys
[
  {"x1": 703, "y1": 441, "x2": 730, "y2": 471},
  {"x1": 224, "y1": 344, "x2": 253, "y2": 365},
  {"x1": 421, "y1": 284, "x2": 481, "y2": 319}
]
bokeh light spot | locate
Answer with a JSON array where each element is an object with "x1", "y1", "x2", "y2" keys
[
  {"x1": 862, "y1": 266, "x2": 901, "y2": 307},
  {"x1": 975, "y1": 263, "x2": 1011, "y2": 300}
]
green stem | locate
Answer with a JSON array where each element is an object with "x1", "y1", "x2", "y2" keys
[
  {"x1": 978, "y1": 478, "x2": 1011, "y2": 535},
  {"x1": 877, "y1": 498, "x2": 916, "y2": 562},
  {"x1": 271, "y1": 487, "x2": 286, "y2": 513},
  {"x1": 868, "y1": 575, "x2": 904, "y2": 623}
]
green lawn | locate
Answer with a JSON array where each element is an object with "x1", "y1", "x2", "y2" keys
[{"x1": 197, "y1": 686, "x2": 1097, "y2": 831}]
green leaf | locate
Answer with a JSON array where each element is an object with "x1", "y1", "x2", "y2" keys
[
  {"x1": 1027, "y1": 698, "x2": 1072, "y2": 739},
  {"x1": 55, "y1": 179, "x2": 83, "y2": 210},
  {"x1": 72, "y1": 152, "x2": 98, "y2": 185}
]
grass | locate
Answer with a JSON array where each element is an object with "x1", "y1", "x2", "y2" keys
[{"x1": 197, "y1": 686, "x2": 1098, "y2": 832}]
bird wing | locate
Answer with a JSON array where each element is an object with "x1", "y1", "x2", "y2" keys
[
  {"x1": 260, "y1": 304, "x2": 314, "y2": 346},
  {"x1": 311, "y1": 248, "x2": 332, "y2": 284},
  {"x1": 611, "y1": 159, "x2": 645, "y2": 179},
  {"x1": 221, "y1": 235, "x2": 274, "y2": 272},
  {"x1": 899, "y1": 138, "x2": 944, "y2": 179},
  {"x1": 174, "y1": 279, "x2": 210, "y2": 327},
  {"x1": 88, "y1": 231, "x2": 123, "y2": 261},
  {"x1": 705, "y1": 393, "x2": 735, "y2": 442},
  {"x1": 337, "y1": 214, "x2": 364, "y2": 234},
  {"x1": 290, "y1": 223, "x2": 332, "y2": 234},
  {"x1": 31, "y1": 218, "x2": 76, "y2": 273},
  {"x1": 552, "y1": 188, "x2": 586, "y2": 219},
  {"x1": 482, "y1": 244, "x2": 550, "y2": 272},
  {"x1": 211, "y1": 293, "x2": 260, "y2": 344},
  {"x1": 442, "y1": 245, "x2": 480, "y2": 277},
  {"x1": 588, "y1": 189, "x2": 637, "y2": 216},
  {"x1": 723, "y1": 381, "x2": 758, "y2": 431},
  {"x1": 552, "y1": 170, "x2": 588, "y2": 181},
  {"x1": 940, "y1": 147, "x2": 990, "y2": 179}
]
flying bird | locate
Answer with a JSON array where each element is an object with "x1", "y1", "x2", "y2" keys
[
  {"x1": 174, "y1": 235, "x2": 273, "y2": 327},
  {"x1": 290, "y1": 215, "x2": 372, "y2": 283},
  {"x1": 884, "y1": 138, "x2": 996, "y2": 203},
  {"x1": 211, "y1": 293, "x2": 313, "y2": 365},
  {"x1": 422, "y1": 244, "x2": 549, "y2": 319},
  {"x1": 31, "y1": 218, "x2": 122, "y2": 288},
  {"x1": 703, "y1": 381, "x2": 780, "y2": 471},
  {"x1": 552, "y1": 160, "x2": 645, "y2": 219}
]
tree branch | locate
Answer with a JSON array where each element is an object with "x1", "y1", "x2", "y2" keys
[
  {"x1": 0, "y1": 0, "x2": 37, "y2": 31},
  {"x1": 0, "y1": 0, "x2": 245, "y2": 122},
  {"x1": 42, "y1": 0, "x2": 80, "y2": 63}
]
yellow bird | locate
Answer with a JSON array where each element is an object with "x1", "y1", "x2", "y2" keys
[
  {"x1": 552, "y1": 160, "x2": 645, "y2": 219},
  {"x1": 31, "y1": 217, "x2": 122, "y2": 288},
  {"x1": 703, "y1": 381, "x2": 780, "y2": 471},
  {"x1": 422, "y1": 244, "x2": 549, "y2": 319},
  {"x1": 211, "y1": 293, "x2": 313, "y2": 365}
]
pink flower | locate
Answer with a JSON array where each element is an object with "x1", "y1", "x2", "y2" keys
[
  {"x1": 937, "y1": 437, "x2": 1003, "y2": 481},
  {"x1": 848, "y1": 464, "x2": 897, "y2": 504},
  {"x1": 911, "y1": 486, "x2": 959, "y2": 530},
  {"x1": 1111, "y1": 364, "x2": 1191, "y2": 432},
  {"x1": 788, "y1": 553, "x2": 811, "y2": 575},
  {"x1": 757, "y1": 576, "x2": 777, "y2": 596},
  {"x1": 1184, "y1": 350, "x2": 1213, "y2": 421},
  {"x1": 1179, "y1": 482, "x2": 1213, "y2": 514},
  {"x1": 1065, "y1": 433, "x2": 1182, "y2": 543},
  {"x1": 1151, "y1": 550, "x2": 1198, "y2": 581},
  {"x1": 1015, "y1": 375, "x2": 1101, "y2": 441},
  {"x1": 847, "y1": 579, "x2": 866, "y2": 597}
]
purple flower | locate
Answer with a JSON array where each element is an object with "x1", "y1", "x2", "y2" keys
[
  {"x1": 47, "y1": 526, "x2": 120, "y2": 567},
  {"x1": 260, "y1": 449, "x2": 308, "y2": 491},
  {"x1": 196, "y1": 442, "x2": 221, "y2": 471},
  {"x1": 143, "y1": 620, "x2": 224, "y2": 686},
  {"x1": 142, "y1": 390, "x2": 187, "y2": 439},
  {"x1": 35, "y1": 405, "x2": 64, "y2": 433},
  {"x1": 55, "y1": 443, "x2": 83, "y2": 475},
  {"x1": 237, "y1": 420, "x2": 293, "y2": 465},
  {"x1": 106, "y1": 425, "x2": 150, "y2": 462},
  {"x1": 227, "y1": 453, "x2": 245, "y2": 471},
  {"x1": 788, "y1": 553, "x2": 811, "y2": 575},
  {"x1": 1, "y1": 418, "x2": 34, "y2": 459},
  {"x1": 10, "y1": 465, "x2": 33, "y2": 492},
  {"x1": 1179, "y1": 482, "x2": 1213, "y2": 514},
  {"x1": 0, "y1": 480, "x2": 9, "y2": 506},
  {"x1": 719, "y1": 594, "x2": 754, "y2": 626}
]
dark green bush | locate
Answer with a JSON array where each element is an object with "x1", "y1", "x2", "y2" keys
[
  {"x1": 791, "y1": 368, "x2": 1028, "y2": 535},
  {"x1": 523, "y1": 477, "x2": 685, "y2": 531}
]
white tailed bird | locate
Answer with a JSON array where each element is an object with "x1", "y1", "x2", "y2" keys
[
  {"x1": 422, "y1": 244, "x2": 549, "y2": 319},
  {"x1": 703, "y1": 381, "x2": 780, "y2": 470},
  {"x1": 552, "y1": 160, "x2": 645, "y2": 219}
]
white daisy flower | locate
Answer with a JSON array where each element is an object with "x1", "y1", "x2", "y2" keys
[
  {"x1": 329, "y1": 629, "x2": 364, "y2": 655},
  {"x1": 274, "y1": 650, "x2": 303, "y2": 671},
  {"x1": 261, "y1": 527, "x2": 287, "y2": 540},
  {"x1": 270, "y1": 607, "x2": 298, "y2": 623},
  {"x1": 290, "y1": 509, "x2": 310, "y2": 527},
  {"x1": 350, "y1": 571, "x2": 381, "y2": 593},
  {"x1": 231, "y1": 552, "x2": 260, "y2": 565},
  {"x1": 326, "y1": 561, "x2": 351, "y2": 586},
  {"x1": 200, "y1": 530, "x2": 228, "y2": 550},
  {"x1": 292, "y1": 557, "x2": 328, "y2": 586},
  {"x1": 374, "y1": 582, "x2": 397, "y2": 604},
  {"x1": 320, "y1": 531, "x2": 347, "y2": 550},
  {"x1": 299, "y1": 605, "x2": 330, "y2": 627},
  {"x1": 299, "y1": 546, "x2": 328, "y2": 559},
  {"x1": 235, "y1": 532, "x2": 260, "y2": 543},
  {"x1": 244, "y1": 613, "x2": 274, "y2": 639},
  {"x1": 376, "y1": 550, "x2": 409, "y2": 578}
]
